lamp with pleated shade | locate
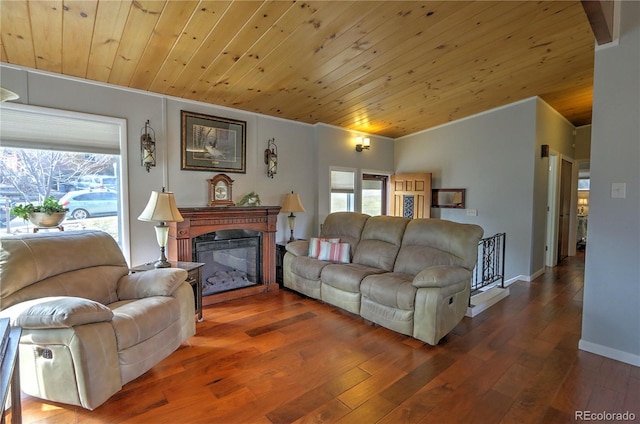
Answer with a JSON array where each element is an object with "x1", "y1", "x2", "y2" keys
[
  {"x1": 281, "y1": 191, "x2": 305, "y2": 242},
  {"x1": 138, "y1": 188, "x2": 184, "y2": 268}
]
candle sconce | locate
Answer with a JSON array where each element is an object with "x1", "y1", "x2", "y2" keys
[
  {"x1": 141, "y1": 120, "x2": 156, "y2": 173},
  {"x1": 264, "y1": 138, "x2": 277, "y2": 178}
]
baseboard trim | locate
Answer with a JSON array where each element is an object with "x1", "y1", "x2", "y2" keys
[
  {"x1": 529, "y1": 267, "x2": 545, "y2": 281},
  {"x1": 578, "y1": 339, "x2": 640, "y2": 367},
  {"x1": 505, "y1": 275, "x2": 530, "y2": 286},
  {"x1": 504, "y1": 268, "x2": 545, "y2": 286},
  {"x1": 466, "y1": 286, "x2": 510, "y2": 317}
]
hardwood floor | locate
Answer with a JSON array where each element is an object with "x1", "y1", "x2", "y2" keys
[{"x1": 16, "y1": 252, "x2": 640, "y2": 423}]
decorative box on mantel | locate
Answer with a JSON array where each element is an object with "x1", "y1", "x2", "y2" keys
[{"x1": 167, "y1": 206, "x2": 280, "y2": 305}]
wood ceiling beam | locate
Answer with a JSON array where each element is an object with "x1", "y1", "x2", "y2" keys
[{"x1": 580, "y1": 0, "x2": 615, "y2": 45}]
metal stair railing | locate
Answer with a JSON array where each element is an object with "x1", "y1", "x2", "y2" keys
[{"x1": 471, "y1": 233, "x2": 506, "y2": 299}]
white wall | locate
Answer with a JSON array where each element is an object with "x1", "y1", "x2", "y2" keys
[
  {"x1": 394, "y1": 97, "x2": 575, "y2": 283},
  {"x1": 534, "y1": 99, "x2": 577, "y2": 270},
  {"x1": 315, "y1": 124, "x2": 395, "y2": 231},
  {"x1": 574, "y1": 125, "x2": 592, "y2": 161},
  {"x1": 580, "y1": 0, "x2": 640, "y2": 366},
  {"x1": 395, "y1": 98, "x2": 540, "y2": 282}
]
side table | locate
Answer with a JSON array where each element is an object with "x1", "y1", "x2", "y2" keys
[
  {"x1": 130, "y1": 261, "x2": 205, "y2": 322},
  {"x1": 276, "y1": 240, "x2": 305, "y2": 286},
  {"x1": 275, "y1": 242, "x2": 287, "y2": 286}
]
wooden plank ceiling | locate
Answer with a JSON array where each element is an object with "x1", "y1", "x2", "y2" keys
[{"x1": 0, "y1": 1, "x2": 595, "y2": 138}]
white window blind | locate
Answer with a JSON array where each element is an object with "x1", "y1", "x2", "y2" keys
[
  {"x1": 0, "y1": 104, "x2": 121, "y2": 154},
  {"x1": 331, "y1": 170, "x2": 355, "y2": 194}
]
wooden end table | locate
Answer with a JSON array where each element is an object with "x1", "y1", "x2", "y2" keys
[{"x1": 130, "y1": 261, "x2": 205, "y2": 322}]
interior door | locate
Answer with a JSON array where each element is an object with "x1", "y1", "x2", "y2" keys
[
  {"x1": 557, "y1": 159, "x2": 572, "y2": 262},
  {"x1": 390, "y1": 173, "x2": 431, "y2": 218}
]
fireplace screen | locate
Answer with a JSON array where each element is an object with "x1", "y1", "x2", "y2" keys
[{"x1": 193, "y1": 230, "x2": 262, "y2": 296}]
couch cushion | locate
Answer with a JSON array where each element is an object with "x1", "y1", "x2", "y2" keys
[
  {"x1": 291, "y1": 256, "x2": 332, "y2": 280},
  {"x1": 117, "y1": 269, "x2": 188, "y2": 300},
  {"x1": 396, "y1": 219, "x2": 484, "y2": 273},
  {"x1": 321, "y1": 263, "x2": 385, "y2": 293},
  {"x1": 108, "y1": 296, "x2": 180, "y2": 351},
  {"x1": 353, "y1": 216, "x2": 409, "y2": 271},
  {"x1": 319, "y1": 212, "x2": 370, "y2": 259},
  {"x1": 0, "y1": 230, "x2": 129, "y2": 309},
  {"x1": 360, "y1": 272, "x2": 417, "y2": 310},
  {"x1": 0, "y1": 296, "x2": 113, "y2": 329}
]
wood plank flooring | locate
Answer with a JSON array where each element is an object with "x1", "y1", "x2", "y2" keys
[{"x1": 15, "y1": 252, "x2": 640, "y2": 423}]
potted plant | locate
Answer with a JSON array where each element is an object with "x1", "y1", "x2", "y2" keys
[
  {"x1": 237, "y1": 191, "x2": 261, "y2": 206},
  {"x1": 10, "y1": 196, "x2": 68, "y2": 227}
]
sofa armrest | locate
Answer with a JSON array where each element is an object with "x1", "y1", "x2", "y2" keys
[
  {"x1": 412, "y1": 265, "x2": 472, "y2": 288},
  {"x1": 285, "y1": 240, "x2": 309, "y2": 257},
  {"x1": 117, "y1": 268, "x2": 188, "y2": 300},
  {"x1": 0, "y1": 296, "x2": 113, "y2": 329}
]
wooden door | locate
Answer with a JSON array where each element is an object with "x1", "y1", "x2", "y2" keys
[
  {"x1": 557, "y1": 159, "x2": 572, "y2": 262},
  {"x1": 390, "y1": 173, "x2": 431, "y2": 218}
]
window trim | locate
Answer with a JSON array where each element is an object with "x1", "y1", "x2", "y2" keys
[
  {"x1": 362, "y1": 172, "x2": 389, "y2": 215},
  {"x1": 0, "y1": 102, "x2": 130, "y2": 261},
  {"x1": 330, "y1": 166, "x2": 356, "y2": 213}
]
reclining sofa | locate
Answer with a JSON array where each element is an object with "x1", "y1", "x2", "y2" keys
[
  {"x1": 283, "y1": 212, "x2": 483, "y2": 345},
  {"x1": 0, "y1": 230, "x2": 196, "y2": 409}
]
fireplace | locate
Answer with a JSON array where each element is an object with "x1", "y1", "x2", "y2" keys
[
  {"x1": 194, "y1": 229, "x2": 261, "y2": 296},
  {"x1": 167, "y1": 206, "x2": 280, "y2": 304}
]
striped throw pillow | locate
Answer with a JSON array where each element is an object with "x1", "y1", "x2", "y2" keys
[
  {"x1": 318, "y1": 240, "x2": 350, "y2": 263},
  {"x1": 308, "y1": 237, "x2": 340, "y2": 258}
]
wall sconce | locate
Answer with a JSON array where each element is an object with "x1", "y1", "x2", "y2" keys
[
  {"x1": 264, "y1": 138, "x2": 278, "y2": 178},
  {"x1": 141, "y1": 120, "x2": 156, "y2": 172},
  {"x1": 355, "y1": 137, "x2": 370, "y2": 152},
  {"x1": 541, "y1": 144, "x2": 549, "y2": 158}
]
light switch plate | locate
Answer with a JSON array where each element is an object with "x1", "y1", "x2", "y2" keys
[
  {"x1": 466, "y1": 209, "x2": 478, "y2": 216},
  {"x1": 611, "y1": 182, "x2": 626, "y2": 198}
]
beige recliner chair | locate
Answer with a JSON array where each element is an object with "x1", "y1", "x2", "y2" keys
[{"x1": 0, "y1": 230, "x2": 196, "y2": 410}]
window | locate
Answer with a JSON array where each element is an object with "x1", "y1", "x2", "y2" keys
[
  {"x1": 0, "y1": 103, "x2": 128, "y2": 257},
  {"x1": 330, "y1": 169, "x2": 355, "y2": 212},
  {"x1": 362, "y1": 173, "x2": 388, "y2": 216}
]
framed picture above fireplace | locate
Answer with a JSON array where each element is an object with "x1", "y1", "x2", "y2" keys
[{"x1": 181, "y1": 110, "x2": 246, "y2": 173}]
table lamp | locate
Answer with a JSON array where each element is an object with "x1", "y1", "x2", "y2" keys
[
  {"x1": 281, "y1": 191, "x2": 305, "y2": 242},
  {"x1": 138, "y1": 188, "x2": 184, "y2": 267}
]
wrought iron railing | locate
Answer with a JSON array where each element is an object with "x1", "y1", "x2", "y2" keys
[{"x1": 471, "y1": 232, "x2": 506, "y2": 294}]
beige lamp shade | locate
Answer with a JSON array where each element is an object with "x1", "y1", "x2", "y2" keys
[
  {"x1": 138, "y1": 189, "x2": 183, "y2": 268},
  {"x1": 281, "y1": 192, "x2": 305, "y2": 213},
  {"x1": 138, "y1": 190, "x2": 184, "y2": 223},
  {"x1": 0, "y1": 87, "x2": 19, "y2": 102}
]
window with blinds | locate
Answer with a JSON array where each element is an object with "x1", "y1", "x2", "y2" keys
[
  {"x1": 330, "y1": 169, "x2": 355, "y2": 212},
  {"x1": 0, "y1": 103, "x2": 127, "y2": 254}
]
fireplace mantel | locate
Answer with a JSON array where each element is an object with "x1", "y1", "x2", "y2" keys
[{"x1": 167, "y1": 206, "x2": 280, "y2": 304}]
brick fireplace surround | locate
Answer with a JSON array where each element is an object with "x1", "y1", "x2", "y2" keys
[{"x1": 167, "y1": 206, "x2": 281, "y2": 305}]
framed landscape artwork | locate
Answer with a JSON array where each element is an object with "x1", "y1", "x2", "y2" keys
[{"x1": 181, "y1": 110, "x2": 246, "y2": 173}]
